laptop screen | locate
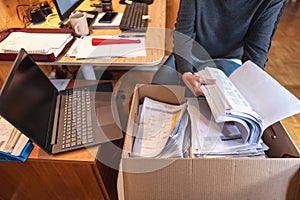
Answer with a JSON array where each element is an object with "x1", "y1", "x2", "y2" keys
[{"x1": 0, "y1": 49, "x2": 58, "y2": 152}]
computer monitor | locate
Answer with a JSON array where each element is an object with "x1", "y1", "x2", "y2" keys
[{"x1": 52, "y1": 0, "x2": 84, "y2": 22}]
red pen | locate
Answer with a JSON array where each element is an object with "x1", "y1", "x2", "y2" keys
[{"x1": 91, "y1": 38, "x2": 141, "y2": 46}]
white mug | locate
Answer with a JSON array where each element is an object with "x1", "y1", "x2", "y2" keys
[{"x1": 69, "y1": 13, "x2": 89, "y2": 36}]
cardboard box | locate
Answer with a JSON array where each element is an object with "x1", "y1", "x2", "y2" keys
[{"x1": 119, "y1": 84, "x2": 300, "y2": 200}]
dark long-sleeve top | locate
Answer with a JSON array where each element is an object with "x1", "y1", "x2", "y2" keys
[{"x1": 173, "y1": 0, "x2": 286, "y2": 74}]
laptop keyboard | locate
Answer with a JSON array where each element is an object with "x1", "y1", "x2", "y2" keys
[{"x1": 61, "y1": 89, "x2": 94, "y2": 149}]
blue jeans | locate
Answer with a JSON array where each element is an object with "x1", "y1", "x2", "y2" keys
[
  {"x1": 192, "y1": 59, "x2": 241, "y2": 77},
  {"x1": 152, "y1": 54, "x2": 241, "y2": 96}
]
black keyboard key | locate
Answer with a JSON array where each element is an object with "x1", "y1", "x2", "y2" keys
[
  {"x1": 119, "y1": 2, "x2": 148, "y2": 32},
  {"x1": 61, "y1": 89, "x2": 95, "y2": 149}
]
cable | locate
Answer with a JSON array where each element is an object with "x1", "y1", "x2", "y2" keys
[{"x1": 46, "y1": 13, "x2": 60, "y2": 27}]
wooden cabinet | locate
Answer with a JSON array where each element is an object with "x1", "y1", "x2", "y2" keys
[
  {"x1": 0, "y1": 62, "x2": 13, "y2": 87},
  {"x1": 0, "y1": 146, "x2": 110, "y2": 200}
]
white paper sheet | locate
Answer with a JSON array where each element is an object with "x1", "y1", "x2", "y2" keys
[
  {"x1": 230, "y1": 60, "x2": 300, "y2": 129},
  {"x1": 75, "y1": 35, "x2": 146, "y2": 59}
]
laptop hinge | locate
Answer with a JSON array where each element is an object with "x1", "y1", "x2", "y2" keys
[{"x1": 51, "y1": 95, "x2": 61, "y2": 146}]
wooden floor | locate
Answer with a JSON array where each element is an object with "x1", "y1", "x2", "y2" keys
[{"x1": 265, "y1": 2, "x2": 300, "y2": 149}]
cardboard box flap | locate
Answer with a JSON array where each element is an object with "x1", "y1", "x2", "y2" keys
[
  {"x1": 263, "y1": 122, "x2": 300, "y2": 158},
  {"x1": 136, "y1": 84, "x2": 186, "y2": 105},
  {"x1": 123, "y1": 84, "x2": 186, "y2": 154}
]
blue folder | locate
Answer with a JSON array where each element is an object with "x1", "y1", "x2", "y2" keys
[{"x1": 0, "y1": 141, "x2": 34, "y2": 162}]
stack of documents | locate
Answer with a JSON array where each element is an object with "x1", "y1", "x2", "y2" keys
[
  {"x1": 132, "y1": 97, "x2": 190, "y2": 158},
  {"x1": 0, "y1": 116, "x2": 30, "y2": 157},
  {"x1": 129, "y1": 61, "x2": 300, "y2": 158},
  {"x1": 198, "y1": 66, "x2": 264, "y2": 145},
  {"x1": 187, "y1": 98, "x2": 268, "y2": 158}
]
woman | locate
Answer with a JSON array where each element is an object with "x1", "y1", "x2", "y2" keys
[{"x1": 173, "y1": 0, "x2": 286, "y2": 96}]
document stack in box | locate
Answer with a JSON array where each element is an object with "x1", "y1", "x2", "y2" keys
[
  {"x1": 132, "y1": 97, "x2": 190, "y2": 158},
  {"x1": 129, "y1": 61, "x2": 300, "y2": 158},
  {"x1": 187, "y1": 98, "x2": 269, "y2": 158}
]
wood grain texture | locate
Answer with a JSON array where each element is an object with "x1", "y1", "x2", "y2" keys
[
  {"x1": 0, "y1": 0, "x2": 23, "y2": 31},
  {"x1": 0, "y1": 160, "x2": 108, "y2": 200},
  {"x1": 23, "y1": 0, "x2": 166, "y2": 67},
  {"x1": 0, "y1": 0, "x2": 47, "y2": 31},
  {"x1": 0, "y1": 62, "x2": 14, "y2": 87},
  {"x1": 165, "y1": 0, "x2": 180, "y2": 53}
]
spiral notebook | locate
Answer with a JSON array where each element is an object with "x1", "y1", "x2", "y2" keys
[
  {"x1": 0, "y1": 32, "x2": 72, "y2": 54},
  {"x1": 0, "y1": 28, "x2": 75, "y2": 62}
]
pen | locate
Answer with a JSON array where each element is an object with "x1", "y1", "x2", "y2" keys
[
  {"x1": 91, "y1": 38, "x2": 141, "y2": 46},
  {"x1": 118, "y1": 34, "x2": 145, "y2": 38}
]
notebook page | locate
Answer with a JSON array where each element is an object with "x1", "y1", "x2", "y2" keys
[{"x1": 0, "y1": 32, "x2": 72, "y2": 53}]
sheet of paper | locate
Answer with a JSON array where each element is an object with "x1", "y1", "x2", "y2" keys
[
  {"x1": 0, "y1": 116, "x2": 14, "y2": 151},
  {"x1": 229, "y1": 60, "x2": 300, "y2": 129},
  {"x1": 11, "y1": 133, "x2": 29, "y2": 156},
  {"x1": 75, "y1": 35, "x2": 146, "y2": 59},
  {"x1": 50, "y1": 79, "x2": 70, "y2": 91},
  {"x1": 65, "y1": 38, "x2": 82, "y2": 57},
  {"x1": 2, "y1": 128, "x2": 21, "y2": 153}
]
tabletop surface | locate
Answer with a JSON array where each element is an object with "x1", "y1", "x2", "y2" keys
[{"x1": 30, "y1": 0, "x2": 167, "y2": 67}]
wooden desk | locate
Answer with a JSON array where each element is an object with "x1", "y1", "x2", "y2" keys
[
  {"x1": 0, "y1": 146, "x2": 108, "y2": 199},
  {"x1": 31, "y1": 0, "x2": 166, "y2": 68},
  {"x1": 0, "y1": 80, "x2": 124, "y2": 200}
]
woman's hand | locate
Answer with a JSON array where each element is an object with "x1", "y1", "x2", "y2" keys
[{"x1": 182, "y1": 72, "x2": 216, "y2": 96}]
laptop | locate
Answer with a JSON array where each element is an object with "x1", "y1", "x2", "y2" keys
[{"x1": 0, "y1": 49, "x2": 123, "y2": 154}]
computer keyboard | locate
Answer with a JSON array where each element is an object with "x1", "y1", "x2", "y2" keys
[
  {"x1": 62, "y1": 89, "x2": 94, "y2": 149},
  {"x1": 119, "y1": 2, "x2": 148, "y2": 32}
]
